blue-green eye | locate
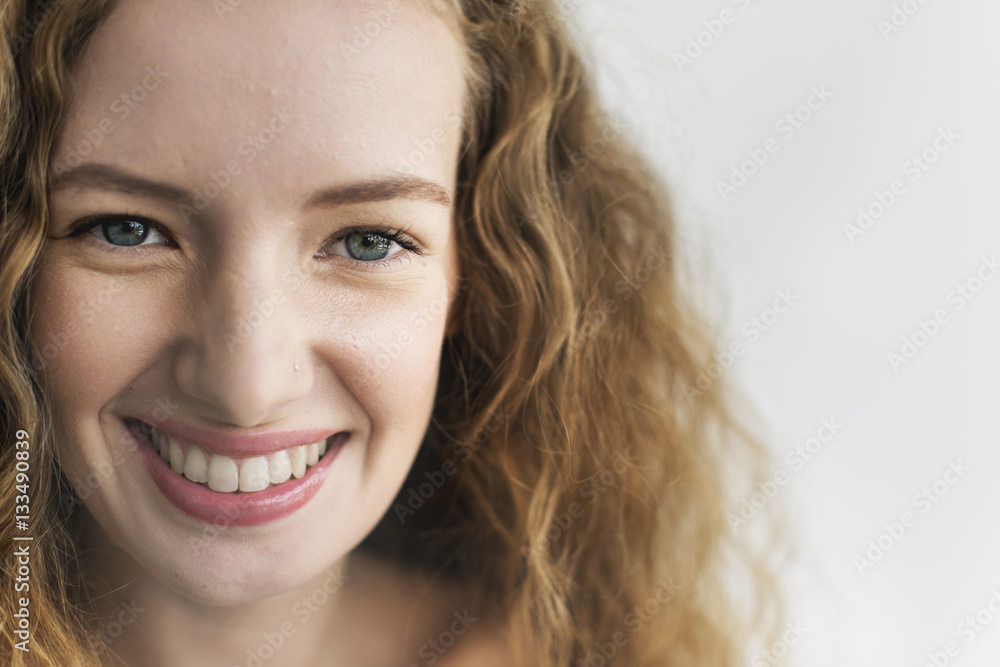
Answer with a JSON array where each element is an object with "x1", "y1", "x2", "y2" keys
[
  {"x1": 70, "y1": 215, "x2": 171, "y2": 247},
  {"x1": 324, "y1": 226, "x2": 422, "y2": 265},
  {"x1": 344, "y1": 231, "x2": 396, "y2": 261}
]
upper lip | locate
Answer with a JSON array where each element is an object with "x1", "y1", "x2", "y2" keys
[{"x1": 129, "y1": 416, "x2": 341, "y2": 458}]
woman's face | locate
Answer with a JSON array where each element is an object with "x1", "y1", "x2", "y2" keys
[{"x1": 28, "y1": 0, "x2": 465, "y2": 604}]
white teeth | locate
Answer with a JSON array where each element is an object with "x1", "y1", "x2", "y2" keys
[
  {"x1": 156, "y1": 432, "x2": 170, "y2": 462},
  {"x1": 149, "y1": 427, "x2": 335, "y2": 493},
  {"x1": 207, "y1": 455, "x2": 239, "y2": 493},
  {"x1": 269, "y1": 450, "x2": 292, "y2": 485},
  {"x1": 239, "y1": 457, "x2": 271, "y2": 493},
  {"x1": 169, "y1": 439, "x2": 185, "y2": 475},
  {"x1": 289, "y1": 445, "x2": 307, "y2": 479},
  {"x1": 183, "y1": 445, "x2": 208, "y2": 483}
]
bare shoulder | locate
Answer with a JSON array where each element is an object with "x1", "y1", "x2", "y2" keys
[{"x1": 340, "y1": 549, "x2": 509, "y2": 666}]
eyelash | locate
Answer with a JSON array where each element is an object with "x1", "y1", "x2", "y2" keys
[
  {"x1": 65, "y1": 214, "x2": 424, "y2": 271},
  {"x1": 319, "y1": 224, "x2": 424, "y2": 271},
  {"x1": 66, "y1": 212, "x2": 173, "y2": 255}
]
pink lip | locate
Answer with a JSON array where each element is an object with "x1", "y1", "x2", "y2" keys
[
  {"x1": 130, "y1": 415, "x2": 338, "y2": 458},
  {"x1": 126, "y1": 419, "x2": 348, "y2": 527}
]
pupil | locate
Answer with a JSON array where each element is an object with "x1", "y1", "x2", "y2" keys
[
  {"x1": 104, "y1": 219, "x2": 148, "y2": 246},
  {"x1": 347, "y1": 232, "x2": 390, "y2": 260}
]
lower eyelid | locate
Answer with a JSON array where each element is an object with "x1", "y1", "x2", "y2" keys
[
  {"x1": 322, "y1": 248, "x2": 414, "y2": 273},
  {"x1": 362, "y1": 252, "x2": 414, "y2": 272}
]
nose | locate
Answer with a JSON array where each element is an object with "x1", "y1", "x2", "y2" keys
[{"x1": 174, "y1": 260, "x2": 310, "y2": 428}]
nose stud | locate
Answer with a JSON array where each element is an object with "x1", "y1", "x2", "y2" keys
[{"x1": 294, "y1": 364, "x2": 299, "y2": 372}]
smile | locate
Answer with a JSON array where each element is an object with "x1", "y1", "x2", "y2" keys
[
  {"x1": 124, "y1": 417, "x2": 349, "y2": 526},
  {"x1": 147, "y1": 425, "x2": 329, "y2": 493}
]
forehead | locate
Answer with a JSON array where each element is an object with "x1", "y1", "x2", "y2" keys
[{"x1": 55, "y1": 0, "x2": 466, "y2": 209}]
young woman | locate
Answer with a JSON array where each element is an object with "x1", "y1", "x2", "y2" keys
[{"x1": 0, "y1": 0, "x2": 782, "y2": 665}]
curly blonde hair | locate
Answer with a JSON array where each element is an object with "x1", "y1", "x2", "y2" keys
[{"x1": 0, "y1": 0, "x2": 784, "y2": 665}]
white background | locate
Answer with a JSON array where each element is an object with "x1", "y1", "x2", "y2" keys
[{"x1": 568, "y1": 1, "x2": 1000, "y2": 665}]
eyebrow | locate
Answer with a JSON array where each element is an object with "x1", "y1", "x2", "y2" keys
[{"x1": 50, "y1": 163, "x2": 453, "y2": 211}]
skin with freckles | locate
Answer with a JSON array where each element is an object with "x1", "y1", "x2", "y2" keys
[{"x1": 26, "y1": 0, "x2": 492, "y2": 664}]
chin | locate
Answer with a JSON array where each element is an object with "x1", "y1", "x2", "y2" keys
[{"x1": 64, "y1": 413, "x2": 382, "y2": 606}]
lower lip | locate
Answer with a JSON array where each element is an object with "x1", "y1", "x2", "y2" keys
[{"x1": 128, "y1": 420, "x2": 348, "y2": 527}]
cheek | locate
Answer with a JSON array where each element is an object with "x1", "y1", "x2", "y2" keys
[
  {"x1": 332, "y1": 280, "x2": 452, "y2": 438},
  {"x1": 28, "y1": 262, "x2": 173, "y2": 409},
  {"x1": 26, "y1": 259, "x2": 169, "y2": 513}
]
